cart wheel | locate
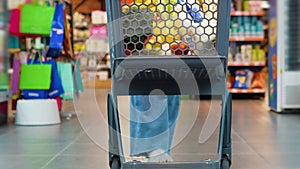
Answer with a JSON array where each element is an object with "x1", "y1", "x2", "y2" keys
[
  {"x1": 221, "y1": 158, "x2": 230, "y2": 169},
  {"x1": 111, "y1": 157, "x2": 121, "y2": 169}
]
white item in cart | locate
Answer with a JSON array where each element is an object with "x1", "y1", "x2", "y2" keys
[
  {"x1": 15, "y1": 99, "x2": 61, "y2": 126},
  {"x1": 92, "y1": 10, "x2": 107, "y2": 25},
  {"x1": 176, "y1": 0, "x2": 218, "y2": 55}
]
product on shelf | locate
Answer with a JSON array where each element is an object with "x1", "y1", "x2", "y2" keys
[
  {"x1": 229, "y1": 44, "x2": 265, "y2": 63},
  {"x1": 230, "y1": 15, "x2": 264, "y2": 38},
  {"x1": 252, "y1": 72, "x2": 264, "y2": 89},
  {"x1": 245, "y1": 69, "x2": 254, "y2": 88},
  {"x1": 73, "y1": 12, "x2": 89, "y2": 28},
  {"x1": 88, "y1": 55, "x2": 97, "y2": 68},
  {"x1": 232, "y1": 0, "x2": 263, "y2": 12},
  {"x1": 228, "y1": 0, "x2": 266, "y2": 96},
  {"x1": 227, "y1": 72, "x2": 233, "y2": 88},
  {"x1": 170, "y1": 42, "x2": 190, "y2": 55},
  {"x1": 91, "y1": 10, "x2": 107, "y2": 25},
  {"x1": 233, "y1": 70, "x2": 247, "y2": 89},
  {"x1": 231, "y1": 70, "x2": 264, "y2": 90},
  {"x1": 90, "y1": 25, "x2": 108, "y2": 38}
]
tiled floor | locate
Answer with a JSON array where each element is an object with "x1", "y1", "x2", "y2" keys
[{"x1": 1, "y1": 89, "x2": 300, "y2": 169}]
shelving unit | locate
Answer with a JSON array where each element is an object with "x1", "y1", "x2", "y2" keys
[
  {"x1": 72, "y1": 10, "x2": 111, "y2": 88},
  {"x1": 0, "y1": 0, "x2": 10, "y2": 124},
  {"x1": 229, "y1": 88, "x2": 265, "y2": 94},
  {"x1": 231, "y1": 11, "x2": 265, "y2": 16},
  {"x1": 229, "y1": 36, "x2": 264, "y2": 42},
  {"x1": 228, "y1": 0, "x2": 267, "y2": 97},
  {"x1": 228, "y1": 61, "x2": 266, "y2": 67}
]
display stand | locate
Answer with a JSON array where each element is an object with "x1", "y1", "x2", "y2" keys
[
  {"x1": 0, "y1": 0, "x2": 11, "y2": 124},
  {"x1": 228, "y1": 0, "x2": 268, "y2": 98}
]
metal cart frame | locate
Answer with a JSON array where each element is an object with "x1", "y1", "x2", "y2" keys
[{"x1": 106, "y1": 0, "x2": 232, "y2": 168}]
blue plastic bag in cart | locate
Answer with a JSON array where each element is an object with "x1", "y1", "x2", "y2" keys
[
  {"x1": 130, "y1": 95, "x2": 180, "y2": 156},
  {"x1": 178, "y1": 0, "x2": 204, "y2": 23}
]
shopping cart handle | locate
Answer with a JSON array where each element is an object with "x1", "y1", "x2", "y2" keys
[{"x1": 111, "y1": 56, "x2": 227, "y2": 95}]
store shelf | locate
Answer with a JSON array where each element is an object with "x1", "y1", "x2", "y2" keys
[
  {"x1": 83, "y1": 79, "x2": 112, "y2": 89},
  {"x1": 229, "y1": 88, "x2": 265, "y2": 94},
  {"x1": 229, "y1": 36, "x2": 264, "y2": 42},
  {"x1": 8, "y1": 48, "x2": 21, "y2": 53},
  {"x1": 74, "y1": 25, "x2": 89, "y2": 29},
  {"x1": 74, "y1": 38, "x2": 88, "y2": 42},
  {"x1": 228, "y1": 61, "x2": 266, "y2": 67},
  {"x1": 231, "y1": 11, "x2": 265, "y2": 16}
]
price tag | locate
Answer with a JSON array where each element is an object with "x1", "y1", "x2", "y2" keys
[
  {"x1": 239, "y1": 37, "x2": 245, "y2": 41},
  {"x1": 253, "y1": 89, "x2": 262, "y2": 93},
  {"x1": 231, "y1": 89, "x2": 238, "y2": 93},
  {"x1": 235, "y1": 11, "x2": 242, "y2": 15}
]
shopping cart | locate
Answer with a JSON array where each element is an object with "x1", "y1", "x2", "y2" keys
[{"x1": 106, "y1": 0, "x2": 232, "y2": 168}]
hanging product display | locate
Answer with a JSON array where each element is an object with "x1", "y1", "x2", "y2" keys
[
  {"x1": 73, "y1": 60, "x2": 84, "y2": 93},
  {"x1": 57, "y1": 62, "x2": 74, "y2": 100},
  {"x1": 11, "y1": 58, "x2": 21, "y2": 94},
  {"x1": 20, "y1": 4, "x2": 55, "y2": 36},
  {"x1": 0, "y1": 72, "x2": 8, "y2": 90},
  {"x1": 7, "y1": 0, "x2": 26, "y2": 10},
  {"x1": 47, "y1": 3, "x2": 65, "y2": 57},
  {"x1": 19, "y1": 53, "x2": 52, "y2": 90},
  {"x1": 47, "y1": 60, "x2": 64, "y2": 98},
  {"x1": 23, "y1": 89, "x2": 49, "y2": 99},
  {"x1": 5, "y1": 0, "x2": 85, "y2": 111}
]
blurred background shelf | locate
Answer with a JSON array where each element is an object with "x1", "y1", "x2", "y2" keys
[
  {"x1": 83, "y1": 79, "x2": 111, "y2": 89},
  {"x1": 228, "y1": 61, "x2": 266, "y2": 67},
  {"x1": 231, "y1": 11, "x2": 265, "y2": 16},
  {"x1": 229, "y1": 88, "x2": 265, "y2": 94},
  {"x1": 229, "y1": 36, "x2": 264, "y2": 42},
  {"x1": 7, "y1": 48, "x2": 21, "y2": 53}
]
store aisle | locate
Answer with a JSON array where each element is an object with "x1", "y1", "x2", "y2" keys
[{"x1": 0, "y1": 90, "x2": 300, "y2": 169}]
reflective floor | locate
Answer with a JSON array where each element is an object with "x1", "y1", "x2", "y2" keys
[{"x1": 0, "y1": 89, "x2": 300, "y2": 169}]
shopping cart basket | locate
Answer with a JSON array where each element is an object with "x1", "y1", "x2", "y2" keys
[{"x1": 106, "y1": 0, "x2": 232, "y2": 168}]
